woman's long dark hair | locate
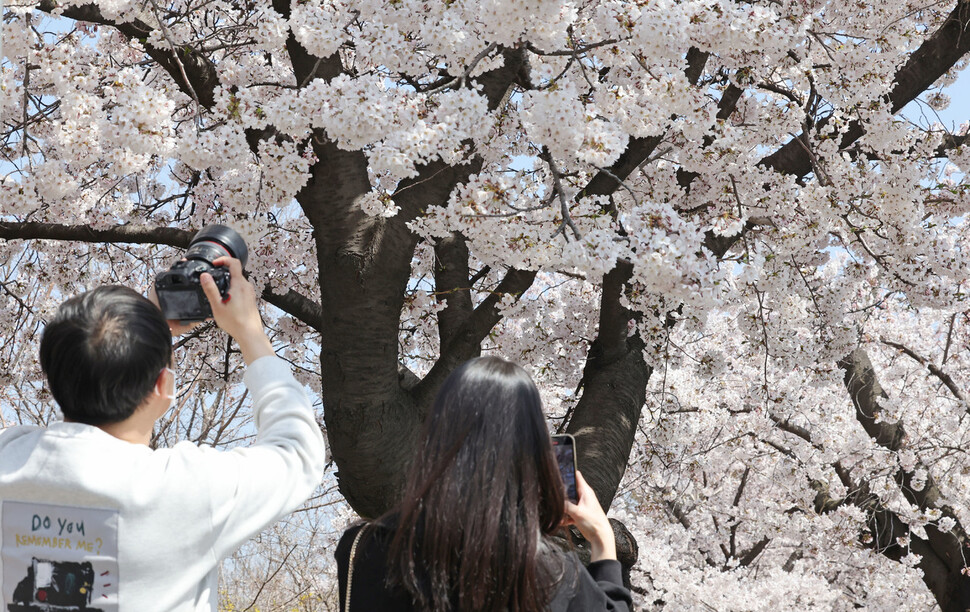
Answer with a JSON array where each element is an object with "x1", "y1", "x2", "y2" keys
[{"x1": 387, "y1": 356, "x2": 566, "y2": 611}]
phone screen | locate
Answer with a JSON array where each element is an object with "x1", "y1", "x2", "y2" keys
[{"x1": 551, "y1": 434, "x2": 578, "y2": 503}]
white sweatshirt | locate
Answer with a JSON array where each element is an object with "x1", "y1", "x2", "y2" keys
[{"x1": 0, "y1": 355, "x2": 326, "y2": 611}]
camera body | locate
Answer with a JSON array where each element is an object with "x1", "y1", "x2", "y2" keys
[{"x1": 155, "y1": 225, "x2": 248, "y2": 321}]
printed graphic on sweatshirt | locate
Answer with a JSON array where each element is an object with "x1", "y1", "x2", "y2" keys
[{"x1": 2, "y1": 501, "x2": 118, "y2": 611}]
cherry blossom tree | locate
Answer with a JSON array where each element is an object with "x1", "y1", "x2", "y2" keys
[{"x1": 2, "y1": 0, "x2": 970, "y2": 608}]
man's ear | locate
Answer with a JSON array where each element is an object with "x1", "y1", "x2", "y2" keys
[{"x1": 153, "y1": 367, "x2": 171, "y2": 397}]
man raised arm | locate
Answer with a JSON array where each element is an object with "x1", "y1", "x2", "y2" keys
[{"x1": 0, "y1": 256, "x2": 325, "y2": 610}]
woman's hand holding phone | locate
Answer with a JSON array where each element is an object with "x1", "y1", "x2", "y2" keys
[{"x1": 561, "y1": 471, "x2": 617, "y2": 562}]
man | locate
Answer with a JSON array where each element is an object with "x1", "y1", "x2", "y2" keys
[{"x1": 0, "y1": 257, "x2": 326, "y2": 610}]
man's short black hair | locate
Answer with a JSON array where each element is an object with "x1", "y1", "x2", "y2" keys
[{"x1": 40, "y1": 285, "x2": 172, "y2": 425}]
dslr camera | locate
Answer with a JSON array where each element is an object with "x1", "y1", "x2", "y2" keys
[{"x1": 155, "y1": 225, "x2": 248, "y2": 321}]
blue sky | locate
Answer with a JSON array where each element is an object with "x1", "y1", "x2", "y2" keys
[{"x1": 904, "y1": 65, "x2": 969, "y2": 132}]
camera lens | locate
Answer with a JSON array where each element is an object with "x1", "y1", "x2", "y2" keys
[{"x1": 184, "y1": 225, "x2": 248, "y2": 268}]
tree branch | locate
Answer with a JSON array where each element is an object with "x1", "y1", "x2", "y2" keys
[
  {"x1": 760, "y1": 0, "x2": 970, "y2": 178},
  {"x1": 737, "y1": 537, "x2": 770, "y2": 568},
  {"x1": 0, "y1": 221, "x2": 192, "y2": 247},
  {"x1": 839, "y1": 348, "x2": 970, "y2": 610},
  {"x1": 37, "y1": 0, "x2": 221, "y2": 109},
  {"x1": 578, "y1": 46, "x2": 709, "y2": 204},
  {"x1": 879, "y1": 336, "x2": 967, "y2": 404},
  {"x1": 414, "y1": 267, "x2": 537, "y2": 409},
  {"x1": 768, "y1": 412, "x2": 816, "y2": 446},
  {"x1": 0, "y1": 222, "x2": 325, "y2": 331},
  {"x1": 262, "y1": 288, "x2": 323, "y2": 332},
  {"x1": 433, "y1": 233, "x2": 474, "y2": 350},
  {"x1": 567, "y1": 261, "x2": 650, "y2": 509}
]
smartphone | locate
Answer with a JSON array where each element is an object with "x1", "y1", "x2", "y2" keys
[{"x1": 551, "y1": 434, "x2": 578, "y2": 503}]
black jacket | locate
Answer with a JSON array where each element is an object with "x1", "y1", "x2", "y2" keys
[{"x1": 335, "y1": 523, "x2": 633, "y2": 611}]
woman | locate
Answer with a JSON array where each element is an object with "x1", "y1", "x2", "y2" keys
[{"x1": 335, "y1": 356, "x2": 633, "y2": 611}]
